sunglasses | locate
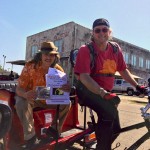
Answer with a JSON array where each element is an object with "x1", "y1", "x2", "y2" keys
[{"x1": 94, "y1": 28, "x2": 109, "y2": 33}]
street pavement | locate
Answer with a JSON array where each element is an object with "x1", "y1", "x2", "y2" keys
[{"x1": 73, "y1": 94, "x2": 150, "y2": 150}]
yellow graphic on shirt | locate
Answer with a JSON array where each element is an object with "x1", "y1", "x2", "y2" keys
[{"x1": 99, "y1": 60, "x2": 116, "y2": 74}]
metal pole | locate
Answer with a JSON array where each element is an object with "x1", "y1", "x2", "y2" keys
[
  {"x1": 11, "y1": 64, "x2": 13, "y2": 71},
  {"x1": 3, "y1": 55, "x2": 6, "y2": 73}
]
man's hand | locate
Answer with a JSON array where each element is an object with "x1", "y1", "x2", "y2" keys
[
  {"x1": 104, "y1": 93, "x2": 120, "y2": 107},
  {"x1": 136, "y1": 85, "x2": 146, "y2": 94},
  {"x1": 104, "y1": 93, "x2": 117, "y2": 100}
]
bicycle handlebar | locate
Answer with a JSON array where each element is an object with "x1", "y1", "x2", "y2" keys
[{"x1": 140, "y1": 78, "x2": 150, "y2": 120}]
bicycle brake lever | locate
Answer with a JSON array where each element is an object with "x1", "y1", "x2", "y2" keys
[{"x1": 140, "y1": 103, "x2": 150, "y2": 114}]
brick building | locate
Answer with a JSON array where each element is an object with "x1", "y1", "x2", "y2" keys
[{"x1": 26, "y1": 22, "x2": 150, "y2": 84}]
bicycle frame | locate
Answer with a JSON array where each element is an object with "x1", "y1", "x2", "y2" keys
[{"x1": 112, "y1": 86, "x2": 150, "y2": 150}]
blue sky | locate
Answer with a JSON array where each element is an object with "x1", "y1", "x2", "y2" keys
[{"x1": 0, "y1": 0, "x2": 150, "y2": 74}]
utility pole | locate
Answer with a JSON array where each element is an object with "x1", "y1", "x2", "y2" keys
[{"x1": 3, "y1": 55, "x2": 6, "y2": 74}]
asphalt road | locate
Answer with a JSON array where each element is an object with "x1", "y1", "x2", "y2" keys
[{"x1": 71, "y1": 94, "x2": 150, "y2": 150}]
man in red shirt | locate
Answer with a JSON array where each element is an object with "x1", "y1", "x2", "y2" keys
[{"x1": 74, "y1": 18, "x2": 145, "y2": 150}]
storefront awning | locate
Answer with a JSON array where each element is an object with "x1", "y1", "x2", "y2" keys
[{"x1": 6, "y1": 60, "x2": 26, "y2": 66}]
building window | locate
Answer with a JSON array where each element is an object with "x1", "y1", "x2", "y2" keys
[
  {"x1": 139, "y1": 57, "x2": 143, "y2": 67},
  {"x1": 146, "y1": 59, "x2": 150, "y2": 69},
  {"x1": 123, "y1": 52, "x2": 129, "y2": 64},
  {"x1": 31, "y1": 45, "x2": 38, "y2": 57},
  {"x1": 131, "y1": 54, "x2": 136, "y2": 66},
  {"x1": 80, "y1": 41, "x2": 86, "y2": 46},
  {"x1": 54, "y1": 40, "x2": 63, "y2": 53}
]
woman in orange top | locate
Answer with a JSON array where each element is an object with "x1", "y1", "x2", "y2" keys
[{"x1": 15, "y1": 41, "x2": 71, "y2": 149}]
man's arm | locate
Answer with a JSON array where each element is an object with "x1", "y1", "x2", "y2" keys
[
  {"x1": 119, "y1": 69, "x2": 147, "y2": 94},
  {"x1": 80, "y1": 73, "x2": 107, "y2": 97},
  {"x1": 79, "y1": 73, "x2": 120, "y2": 103},
  {"x1": 16, "y1": 86, "x2": 27, "y2": 99},
  {"x1": 119, "y1": 69, "x2": 138, "y2": 87}
]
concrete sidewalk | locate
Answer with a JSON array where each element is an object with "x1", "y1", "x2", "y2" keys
[
  {"x1": 112, "y1": 95, "x2": 150, "y2": 150},
  {"x1": 76, "y1": 94, "x2": 150, "y2": 150}
]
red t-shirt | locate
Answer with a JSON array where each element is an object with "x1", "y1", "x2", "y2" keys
[{"x1": 74, "y1": 42, "x2": 127, "y2": 91}]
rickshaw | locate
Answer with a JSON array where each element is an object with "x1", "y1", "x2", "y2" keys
[
  {"x1": 0, "y1": 49, "x2": 97, "y2": 150},
  {"x1": 0, "y1": 86, "x2": 97, "y2": 150},
  {"x1": 0, "y1": 49, "x2": 150, "y2": 150}
]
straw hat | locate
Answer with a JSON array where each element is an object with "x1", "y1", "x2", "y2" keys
[{"x1": 39, "y1": 41, "x2": 58, "y2": 54}]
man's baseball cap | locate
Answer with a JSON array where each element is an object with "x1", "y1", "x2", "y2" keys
[{"x1": 93, "y1": 18, "x2": 110, "y2": 29}]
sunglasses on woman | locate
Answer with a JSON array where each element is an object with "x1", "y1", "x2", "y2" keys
[{"x1": 94, "y1": 28, "x2": 109, "y2": 34}]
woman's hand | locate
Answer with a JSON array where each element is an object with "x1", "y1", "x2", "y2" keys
[{"x1": 23, "y1": 90, "x2": 37, "y2": 101}]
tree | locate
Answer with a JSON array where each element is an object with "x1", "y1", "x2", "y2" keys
[{"x1": 0, "y1": 65, "x2": 2, "y2": 71}]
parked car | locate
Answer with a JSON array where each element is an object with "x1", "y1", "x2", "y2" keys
[{"x1": 112, "y1": 79, "x2": 139, "y2": 96}]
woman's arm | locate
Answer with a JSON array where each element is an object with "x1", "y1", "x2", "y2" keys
[{"x1": 16, "y1": 86, "x2": 37, "y2": 100}]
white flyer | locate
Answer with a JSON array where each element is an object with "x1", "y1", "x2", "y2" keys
[{"x1": 45, "y1": 68, "x2": 70, "y2": 105}]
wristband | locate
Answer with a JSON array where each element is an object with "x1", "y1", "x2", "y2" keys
[{"x1": 99, "y1": 87, "x2": 107, "y2": 98}]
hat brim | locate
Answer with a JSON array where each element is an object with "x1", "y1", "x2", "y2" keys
[
  {"x1": 49, "y1": 51, "x2": 58, "y2": 54},
  {"x1": 38, "y1": 50, "x2": 58, "y2": 54}
]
